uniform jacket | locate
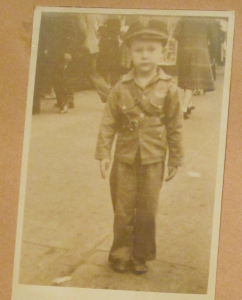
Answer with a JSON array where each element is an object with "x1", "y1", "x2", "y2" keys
[{"x1": 95, "y1": 68, "x2": 183, "y2": 167}]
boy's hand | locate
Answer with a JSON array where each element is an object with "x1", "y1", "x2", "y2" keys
[
  {"x1": 64, "y1": 53, "x2": 72, "y2": 61},
  {"x1": 165, "y1": 166, "x2": 178, "y2": 182},
  {"x1": 100, "y1": 159, "x2": 111, "y2": 179}
]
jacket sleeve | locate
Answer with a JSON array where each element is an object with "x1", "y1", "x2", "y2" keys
[
  {"x1": 165, "y1": 81, "x2": 184, "y2": 167},
  {"x1": 95, "y1": 86, "x2": 119, "y2": 160}
]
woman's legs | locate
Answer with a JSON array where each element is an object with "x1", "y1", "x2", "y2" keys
[{"x1": 182, "y1": 89, "x2": 193, "y2": 119}]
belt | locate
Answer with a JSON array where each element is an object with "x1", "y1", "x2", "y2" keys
[{"x1": 120, "y1": 116, "x2": 163, "y2": 131}]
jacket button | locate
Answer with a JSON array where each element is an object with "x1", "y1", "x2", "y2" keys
[
  {"x1": 140, "y1": 113, "x2": 144, "y2": 118},
  {"x1": 122, "y1": 105, "x2": 127, "y2": 110},
  {"x1": 142, "y1": 95, "x2": 146, "y2": 100},
  {"x1": 158, "y1": 105, "x2": 162, "y2": 110}
]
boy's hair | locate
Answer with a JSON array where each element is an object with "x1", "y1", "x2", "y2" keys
[{"x1": 124, "y1": 19, "x2": 168, "y2": 47}]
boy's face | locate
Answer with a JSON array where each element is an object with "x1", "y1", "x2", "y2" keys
[{"x1": 129, "y1": 39, "x2": 163, "y2": 73}]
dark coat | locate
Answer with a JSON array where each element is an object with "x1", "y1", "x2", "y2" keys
[
  {"x1": 174, "y1": 17, "x2": 216, "y2": 91},
  {"x1": 40, "y1": 13, "x2": 86, "y2": 63},
  {"x1": 97, "y1": 18, "x2": 121, "y2": 76}
]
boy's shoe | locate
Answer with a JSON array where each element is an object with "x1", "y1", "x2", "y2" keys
[
  {"x1": 59, "y1": 105, "x2": 68, "y2": 114},
  {"x1": 132, "y1": 259, "x2": 147, "y2": 274},
  {"x1": 112, "y1": 260, "x2": 130, "y2": 273}
]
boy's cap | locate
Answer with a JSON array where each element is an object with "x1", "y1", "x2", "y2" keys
[{"x1": 124, "y1": 19, "x2": 168, "y2": 43}]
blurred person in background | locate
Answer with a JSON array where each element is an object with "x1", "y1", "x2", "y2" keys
[
  {"x1": 77, "y1": 14, "x2": 112, "y2": 103},
  {"x1": 97, "y1": 16, "x2": 122, "y2": 86},
  {"x1": 174, "y1": 17, "x2": 216, "y2": 119},
  {"x1": 33, "y1": 13, "x2": 85, "y2": 114}
]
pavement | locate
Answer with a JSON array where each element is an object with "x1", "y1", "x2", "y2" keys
[{"x1": 19, "y1": 66, "x2": 225, "y2": 294}]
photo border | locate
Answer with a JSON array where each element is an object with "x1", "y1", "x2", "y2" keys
[{"x1": 11, "y1": 6, "x2": 235, "y2": 300}]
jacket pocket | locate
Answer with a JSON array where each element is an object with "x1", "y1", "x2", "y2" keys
[
  {"x1": 149, "y1": 92, "x2": 167, "y2": 109},
  {"x1": 144, "y1": 92, "x2": 167, "y2": 116},
  {"x1": 117, "y1": 91, "x2": 137, "y2": 115}
]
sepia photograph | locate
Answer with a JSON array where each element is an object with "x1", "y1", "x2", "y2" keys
[{"x1": 11, "y1": 6, "x2": 234, "y2": 300}]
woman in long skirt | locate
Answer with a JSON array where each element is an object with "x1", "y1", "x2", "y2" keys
[{"x1": 174, "y1": 17, "x2": 216, "y2": 119}]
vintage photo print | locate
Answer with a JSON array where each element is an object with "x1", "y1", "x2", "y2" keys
[{"x1": 11, "y1": 6, "x2": 234, "y2": 300}]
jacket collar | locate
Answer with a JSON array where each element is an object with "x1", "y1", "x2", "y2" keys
[{"x1": 121, "y1": 67, "x2": 172, "y2": 83}]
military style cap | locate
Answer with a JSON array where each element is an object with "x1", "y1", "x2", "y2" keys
[{"x1": 124, "y1": 19, "x2": 168, "y2": 44}]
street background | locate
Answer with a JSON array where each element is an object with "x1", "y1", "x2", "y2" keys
[{"x1": 19, "y1": 66, "x2": 225, "y2": 294}]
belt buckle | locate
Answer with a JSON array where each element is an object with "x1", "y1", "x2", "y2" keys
[{"x1": 130, "y1": 120, "x2": 138, "y2": 130}]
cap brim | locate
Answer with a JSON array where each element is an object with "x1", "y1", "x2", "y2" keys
[{"x1": 125, "y1": 29, "x2": 168, "y2": 43}]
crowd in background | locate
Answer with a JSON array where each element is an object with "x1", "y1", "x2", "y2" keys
[{"x1": 32, "y1": 13, "x2": 228, "y2": 116}]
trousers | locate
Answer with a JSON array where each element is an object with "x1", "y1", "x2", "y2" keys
[{"x1": 109, "y1": 151, "x2": 164, "y2": 262}]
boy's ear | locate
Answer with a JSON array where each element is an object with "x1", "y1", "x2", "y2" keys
[{"x1": 127, "y1": 47, "x2": 132, "y2": 59}]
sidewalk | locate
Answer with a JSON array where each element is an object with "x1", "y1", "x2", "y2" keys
[{"x1": 19, "y1": 67, "x2": 225, "y2": 294}]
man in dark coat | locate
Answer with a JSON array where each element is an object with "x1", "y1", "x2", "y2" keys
[
  {"x1": 33, "y1": 12, "x2": 85, "y2": 114},
  {"x1": 97, "y1": 17, "x2": 121, "y2": 86}
]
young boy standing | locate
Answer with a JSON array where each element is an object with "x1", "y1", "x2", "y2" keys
[{"x1": 95, "y1": 19, "x2": 183, "y2": 274}]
